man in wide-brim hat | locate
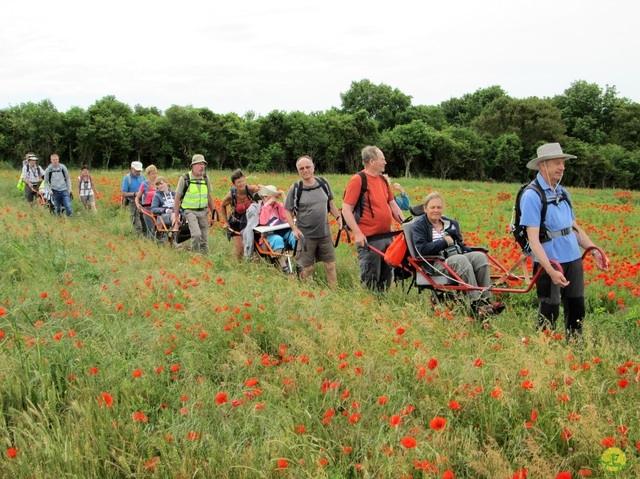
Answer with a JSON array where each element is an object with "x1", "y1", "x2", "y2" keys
[
  {"x1": 173, "y1": 154, "x2": 215, "y2": 254},
  {"x1": 519, "y1": 142, "x2": 609, "y2": 339}
]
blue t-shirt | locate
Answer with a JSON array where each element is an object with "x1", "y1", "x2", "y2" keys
[
  {"x1": 519, "y1": 173, "x2": 580, "y2": 264},
  {"x1": 121, "y1": 172, "x2": 145, "y2": 194}
]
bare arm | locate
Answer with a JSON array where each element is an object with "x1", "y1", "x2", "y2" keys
[
  {"x1": 526, "y1": 226, "x2": 568, "y2": 287},
  {"x1": 572, "y1": 220, "x2": 610, "y2": 270},
  {"x1": 341, "y1": 203, "x2": 366, "y2": 247}
]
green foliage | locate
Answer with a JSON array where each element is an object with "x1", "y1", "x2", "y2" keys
[{"x1": 2, "y1": 80, "x2": 640, "y2": 189}]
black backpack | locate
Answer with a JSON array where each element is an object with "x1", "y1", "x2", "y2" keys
[
  {"x1": 291, "y1": 177, "x2": 331, "y2": 215},
  {"x1": 510, "y1": 179, "x2": 572, "y2": 253}
]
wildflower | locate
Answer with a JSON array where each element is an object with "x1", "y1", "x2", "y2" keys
[
  {"x1": 400, "y1": 436, "x2": 417, "y2": 448},
  {"x1": 617, "y1": 425, "x2": 629, "y2": 435},
  {"x1": 442, "y1": 471, "x2": 455, "y2": 479},
  {"x1": 473, "y1": 358, "x2": 484, "y2": 367},
  {"x1": 427, "y1": 358, "x2": 438, "y2": 370},
  {"x1": 429, "y1": 416, "x2": 446, "y2": 431},
  {"x1": 215, "y1": 392, "x2": 228, "y2": 405},
  {"x1": 378, "y1": 396, "x2": 389, "y2": 405},
  {"x1": 98, "y1": 392, "x2": 114, "y2": 408},
  {"x1": 618, "y1": 378, "x2": 628, "y2": 389},
  {"x1": 132, "y1": 369, "x2": 142, "y2": 378},
  {"x1": 41, "y1": 292, "x2": 48, "y2": 298},
  {"x1": 145, "y1": 457, "x2": 159, "y2": 471},
  {"x1": 6, "y1": 447, "x2": 17, "y2": 459},
  {"x1": 601, "y1": 437, "x2": 615, "y2": 447},
  {"x1": 578, "y1": 469, "x2": 592, "y2": 477},
  {"x1": 89, "y1": 367, "x2": 99, "y2": 375},
  {"x1": 132, "y1": 411, "x2": 148, "y2": 423},
  {"x1": 186, "y1": 431, "x2": 199, "y2": 441},
  {"x1": 295, "y1": 425, "x2": 306, "y2": 434},
  {"x1": 396, "y1": 327, "x2": 405, "y2": 335},
  {"x1": 448, "y1": 400, "x2": 461, "y2": 411},
  {"x1": 389, "y1": 415, "x2": 402, "y2": 427},
  {"x1": 0, "y1": 307, "x2": 6, "y2": 317},
  {"x1": 349, "y1": 413, "x2": 361, "y2": 424},
  {"x1": 491, "y1": 386, "x2": 503, "y2": 399},
  {"x1": 561, "y1": 429, "x2": 573, "y2": 441},
  {"x1": 277, "y1": 459, "x2": 289, "y2": 469},
  {"x1": 512, "y1": 468, "x2": 528, "y2": 479},
  {"x1": 245, "y1": 378, "x2": 258, "y2": 387},
  {"x1": 521, "y1": 380, "x2": 534, "y2": 389},
  {"x1": 555, "y1": 473, "x2": 572, "y2": 479}
]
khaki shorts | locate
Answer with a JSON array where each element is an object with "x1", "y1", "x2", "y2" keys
[{"x1": 295, "y1": 234, "x2": 335, "y2": 268}]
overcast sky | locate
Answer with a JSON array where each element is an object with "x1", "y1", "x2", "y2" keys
[{"x1": 2, "y1": 0, "x2": 638, "y2": 116}]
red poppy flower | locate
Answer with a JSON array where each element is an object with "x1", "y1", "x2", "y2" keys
[
  {"x1": 378, "y1": 396, "x2": 389, "y2": 405},
  {"x1": 349, "y1": 413, "x2": 360, "y2": 424},
  {"x1": 98, "y1": 392, "x2": 114, "y2": 408},
  {"x1": 277, "y1": 459, "x2": 289, "y2": 469},
  {"x1": 132, "y1": 411, "x2": 148, "y2": 423},
  {"x1": 601, "y1": 436, "x2": 615, "y2": 447},
  {"x1": 429, "y1": 416, "x2": 446, "y2": 431},
  {"x1": 245, "y1": 378, "x2": 258, "y2": 387},
  {"x1": 561, "y1": 429, "x2": 573, "y2": 441},
  {"x1": 389, "y1": 415, "x2": 402, "y2": 427},
  {"x1": 512, "y1": 467, "x2": 527, "y2": 479},
  {"x1": 521, "y1": 380, "x2": 534, "y2": 389},
  {"x1": 215, "y1": 392, "x2": 228, "y2": 405},
  {"x1": 491, "y1": 387, "x2": 503, "y2": 399},
  {"x1": 442, "y1": 471, "x2": 455, "y2": 479},
  {"x1": 427, "y1": 358, "x2": 438, "y2": 370},
  {"x1": 400, "y1": 436, "x2": 417, "y2": 448},
  {"x1": 132, "y1": 369, "x2": 142, "y2": 378},
  {"x1": 6, "y1": 447, "x2": 17, "y2": 459},
  {"x1": 449, "y1": 400, "x2": 461, "y2": 411},
  {"x1": 578, "y1": 469, "x2": 592, "y2": 477},
  {"x1": 89, "y1": 367, "x2": 99, "y2": 375},
  {"x1": 473, "y1": 358, "x2": 484, "y2": 367},
  {"x1": 295, "y1": 425, "x2": 306, "y2": 434},
  {"x1": 555, "y1": 472, "x2": 571, "y2": 479}
]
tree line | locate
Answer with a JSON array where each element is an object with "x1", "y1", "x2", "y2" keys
[{"x1": 2, "y1": 79, "x2": 639, "y2": 189}]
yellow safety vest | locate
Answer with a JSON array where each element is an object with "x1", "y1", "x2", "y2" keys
[{"x1": 181, "y1": 173, "x2": 209, "y2": 210}]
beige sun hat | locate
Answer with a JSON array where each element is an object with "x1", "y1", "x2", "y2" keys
[
  {"x1": 191, "y1": 154, "x2": 207, "y2": 166},
  {"x1": 258, "y1": 185, "x2": 279, "y2": 197},
  {"x1": 527, "y1": 143, "x2": 576, "y2": 170}
]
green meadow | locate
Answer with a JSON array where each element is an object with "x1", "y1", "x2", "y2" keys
[{"x1": 0, "y1": 167, "x2": 638, "y2": 479}]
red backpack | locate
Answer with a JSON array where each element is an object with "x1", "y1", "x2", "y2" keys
[{"x1": 384, "y1": 233, "x2": 408, "y2": 267}]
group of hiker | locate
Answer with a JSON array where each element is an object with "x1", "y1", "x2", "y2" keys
[
  {"x1": 20, "y1": 142, "x2": 610, "y2": 338},
  {"x1": 20, "y1": 153, "x2": 98, "y2": 216}
]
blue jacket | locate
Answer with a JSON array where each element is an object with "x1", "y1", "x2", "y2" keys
[{"x1": 412, "y1": 214, "x2": 471, "y2": 257}]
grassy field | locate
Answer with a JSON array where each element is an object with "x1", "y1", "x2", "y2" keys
[{"x1": 0, "y1": 166, "x2": 639, "y2": 479}]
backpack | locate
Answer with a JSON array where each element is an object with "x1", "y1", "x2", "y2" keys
[
  {"x1": 46, "y1": 165, "x2": 68, "y2": 185},
  {"x1": 384, "y1": 233, "x2": 408, "y2": 267},
  {"x1": 343, "y1": 171, "x2": 390, "y2": 227},
  {"x1": 291, "y1": 177, "x2": 331, "y2": 215},
  {"x1": 510, "y1": 178, "x2": 572, "y2": 253}
]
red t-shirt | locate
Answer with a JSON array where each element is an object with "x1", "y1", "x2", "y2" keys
[{"x1": 343, "y1": 172, "x2": 394, "y2": 237}]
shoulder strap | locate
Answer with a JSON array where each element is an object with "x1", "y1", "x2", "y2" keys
[
  {"x1": 230, "y1": 186, "x2": 237, "y2": 207},
  {"x1": 181, "y1": 173, "x2": 190, "y2": 198}
]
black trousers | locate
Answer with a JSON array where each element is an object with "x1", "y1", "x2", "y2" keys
[{"x1": 533, "y1": 258, "x2": 585, "y2": 338}]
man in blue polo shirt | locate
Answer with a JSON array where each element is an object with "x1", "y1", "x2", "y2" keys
[
  {"x1": 121, "y1": 161, "x2": 146, "y2": 236},
  {"x1": 520, "y1": 143, "x2": 609, "y2": 339}
]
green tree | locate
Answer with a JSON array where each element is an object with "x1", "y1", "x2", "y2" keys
[
  {"x1": 472, "y1": 96, "x2": 566, "y2": 160},
  {"x1": 440, "y1": 85, "x2": 506, "y2": 127},
  {"x1": 486, "y1": 134, "x2": 524, "y2": 182},
  {"x1": 8, "y1": 100, "x2": 63, "y2": 162},
  {"x1": 554, "y1": 80, "x2": 618, "y2": 145},
  {"x1": 340, "y1": 79, "x2": 412, "y2": 131},
  {"x1": 131, "y1": 111, "x2": 170, "y2": 167},
  {"x1": 384, "y1": 121, "x2": 434, "y2": 177},
  {"x1": 86, "y1": 96, "x2": 133, "y2": 168},
  {"x1": 62, "y1": 106, "x2": 92, "y2": 166},
  {"x1": 396, "y1": 105, "x2": 447, "y2": 131},
  {"x1": 165, "y1": 105, "x2": 206, "y2": 167}
]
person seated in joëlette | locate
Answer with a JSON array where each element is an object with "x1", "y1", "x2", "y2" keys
[
  {"x1": 257, "y1": 185, "x2": 296, "y2": 272},
  {"x1": 412, "y1": 191, "x2": 505, "y2": 319},
  {"x1": 150, "y1": 176, "x2": 180, "y2": 228}
]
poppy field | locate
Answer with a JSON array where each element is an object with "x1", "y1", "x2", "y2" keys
[{"x1": 0, "y1": 167, "x2": 639, "y2": 478}]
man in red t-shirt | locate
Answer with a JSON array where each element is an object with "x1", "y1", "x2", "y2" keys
[{"x1": 342, "y1": 146, "x2": 405, "y2": 291}]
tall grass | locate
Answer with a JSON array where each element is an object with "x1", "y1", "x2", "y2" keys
[{"x1": 0, "y1": 168, "x2": 638, "y2": 478}]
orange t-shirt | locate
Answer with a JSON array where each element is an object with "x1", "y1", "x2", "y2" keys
[{"x1": 343, "y1": 172, "x2": 394, "y2": 237}]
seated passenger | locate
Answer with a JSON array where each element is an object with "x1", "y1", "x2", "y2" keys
[
  {"x1": 258, "y1": 185, "x2": 296, "y2": 272},
  {"x1": 150, "y1": 176, "x2": 179, "y2": 228},
  {"x1": 136, "y1": 165, "x2": 159, "y2": 236},
  {"x1": 412, "y1": 191, "x2": 504, "y2": 318}
]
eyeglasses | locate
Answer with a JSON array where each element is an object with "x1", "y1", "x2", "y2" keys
[{"x1": 298, "y1": 165, "x2": 312, "y2": 170}]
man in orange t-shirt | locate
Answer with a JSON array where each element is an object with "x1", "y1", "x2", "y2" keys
[{"x1": 342, "y1": 146, "x2": 405, "y2": 291}]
